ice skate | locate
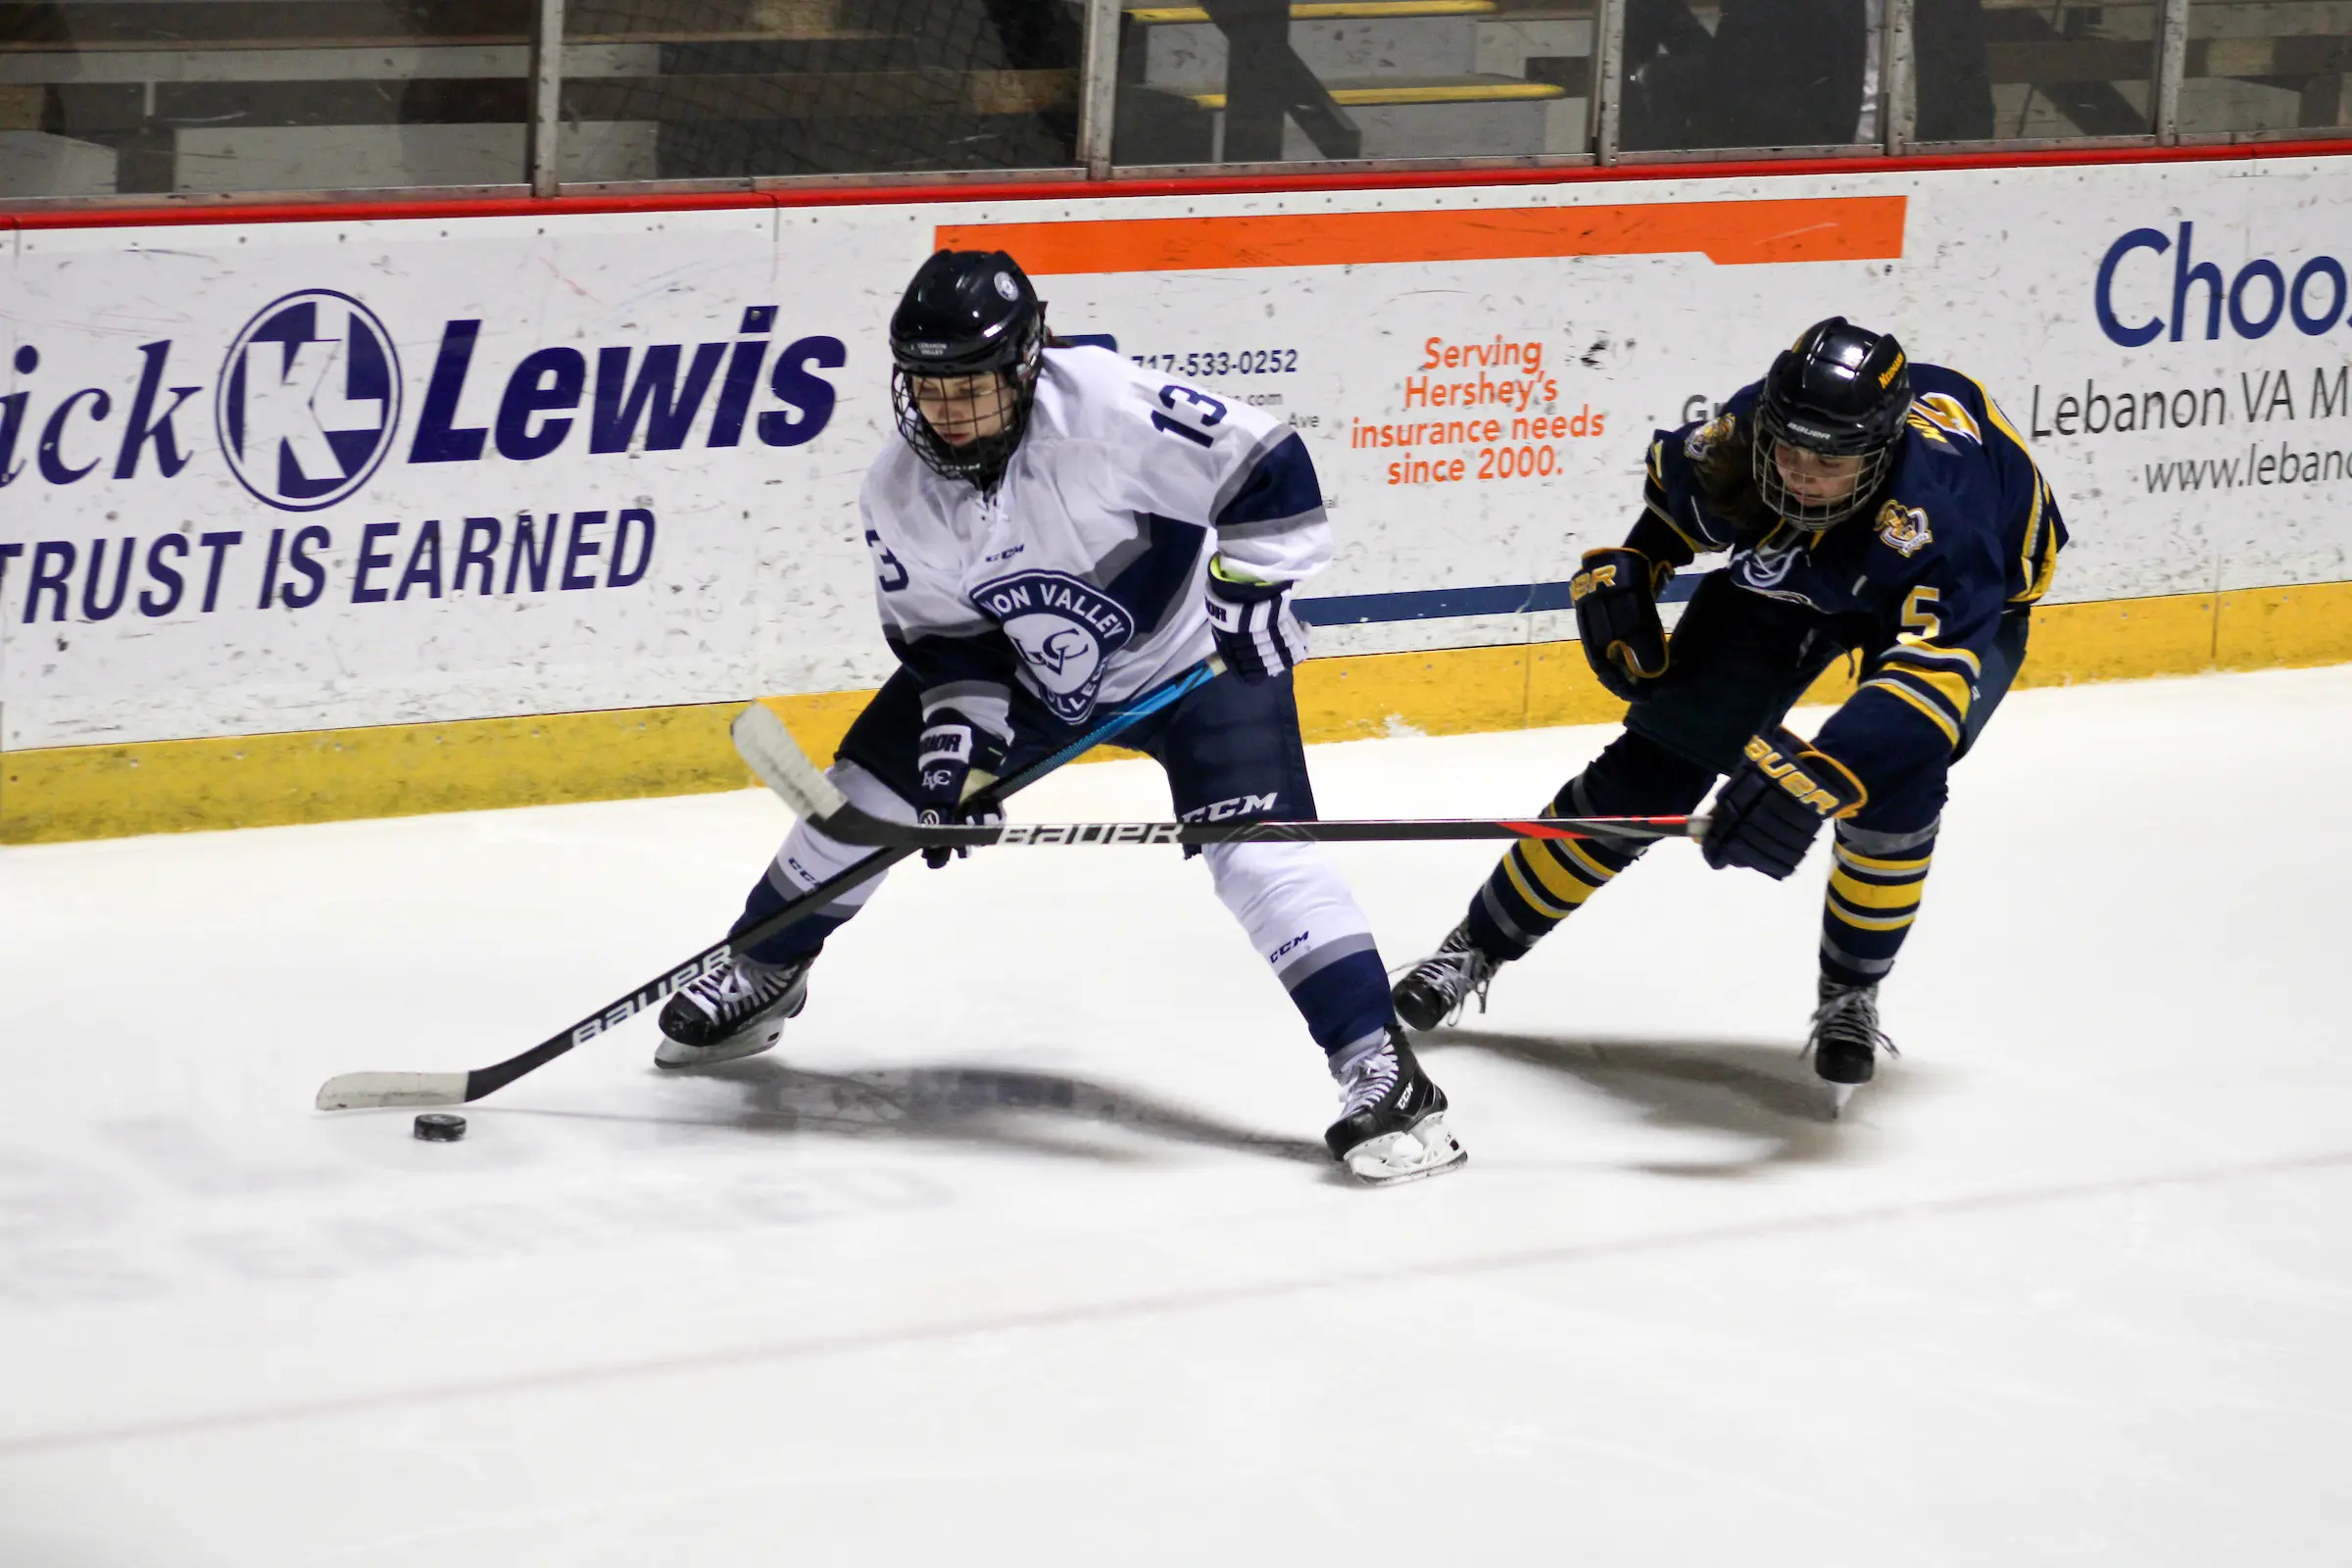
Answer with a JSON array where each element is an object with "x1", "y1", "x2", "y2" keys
[
  {"x1": 655, "y1": 953, "x2": 813, "y2": 1068},
  {"x1": 1325, "y1": 1026, "x2": 1467, "y2": 1185},
  {"x1": 1389, "y1": 922, "x2": 1500, "y2": 1032},
  {"x1": 1807, "y1": 978, "x2": 1895, "y2": 1118}
]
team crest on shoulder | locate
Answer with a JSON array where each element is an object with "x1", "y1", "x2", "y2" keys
[
  {"x1": 1685, "y1": 412, "x2": 1738, "y2": 461},
  {"x1": 1875, "y1": 500, "x2": 1934, "y2": 558},
  {"x1": 972, "y1": 569, "x2": 1136, "y2": 723}
]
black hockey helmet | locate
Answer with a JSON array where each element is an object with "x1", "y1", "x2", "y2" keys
[
  {"x1": 889, "y1": 250, "x2": 1046, "y2": 491},
  {"x1": 1751, "y1": 317, "x2": 1912, "y2": 529}
]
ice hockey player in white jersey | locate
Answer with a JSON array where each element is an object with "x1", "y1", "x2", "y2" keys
[{"x1": 655, "y1": 249, "x2": 1464, "y2": 1185}]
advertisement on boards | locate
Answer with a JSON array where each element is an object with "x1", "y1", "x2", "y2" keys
[{"x1": 3, "y1": 155, "x2": 2349, "y2": 757}]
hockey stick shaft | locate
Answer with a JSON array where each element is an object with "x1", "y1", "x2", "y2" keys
[
  {"x1": 729, "y1": 703, "x2": 1701, "y2": 852},
  {"x1": 778, "y1": 812, "x2": 1698, "y2": 850},
  {"x1": 315, "y1": 660, "x2": 1225, "y2": 1110}
]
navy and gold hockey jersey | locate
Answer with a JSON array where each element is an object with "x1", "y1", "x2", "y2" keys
[{"x1": 1632, "y1": 363, "x2": 2066, "y2": 788}]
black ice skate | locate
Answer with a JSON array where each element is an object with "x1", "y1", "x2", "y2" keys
[
  {"x1": 1807, "y1": 978, "x2": 1897, "y2": 1118},
  {"x1": 654, "y1": 953, "x2": 813, "y2": 1068},
  {"x1": 1390, "y1": 922, "x2": 1500, "y2": 1032},
  {"x1": 1325, "y1": 1026, "x2": 1467, "y2": 1185}
]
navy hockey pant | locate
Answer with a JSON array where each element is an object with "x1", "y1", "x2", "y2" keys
[
  {"x1": 731, "y1": 667, "x2": 1397, "y2": 1060},
  {"x1": 1465, "y1": 572, "x2": 2031, "y2": 988}
]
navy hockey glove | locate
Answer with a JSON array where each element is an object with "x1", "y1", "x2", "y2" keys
[
  {"x1": 1702, "y1": 726, "x2": 1867, "y2": 880},
  {"x1": 1204, "y1": 557, "x2": 1309, "y2": 684},
  {"x1": 914, "y1": 710, "x2": 1007, "y2": 869},
  {"x1": 1572, "y1": 546, "x2": 1671, "y2": 704}
]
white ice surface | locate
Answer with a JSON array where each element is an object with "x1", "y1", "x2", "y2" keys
[{"x1": 4, "y1": 666, "x2": 2350, "y2": 1566}]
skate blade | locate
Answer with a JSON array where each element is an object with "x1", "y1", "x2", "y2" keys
[
  {"x1": 1342, "y1": 1114, "x2": 1468, "y2": 1187},
  {"x1": 652, "y1": 984, "x2": 806, "y2": 1070},
  {"x1": 653, "y1": 1023, "x2": 786, "y2": 1070},
  {"x1": 1824, "y1": 1081, "x2": 1858, "y2": 1120}
]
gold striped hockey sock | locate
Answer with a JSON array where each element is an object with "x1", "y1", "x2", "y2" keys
[
  {"x1": 1819, "y1": 818, "x2": 1937, "y2": 986},
  {"x1": 1466, "y1": 777, "x2": 1650, "y2": 958}
]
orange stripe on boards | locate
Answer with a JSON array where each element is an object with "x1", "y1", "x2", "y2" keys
[{"x1": 936, "y1": 196, "x2": 1906, "y2": 274}]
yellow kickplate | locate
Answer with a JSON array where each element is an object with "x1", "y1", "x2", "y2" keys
[
  {"x1": 0, "y1": 693, "x2": 861, "y2": 847},
  {"x1": 1298, "y1": 641, "x2": 1535, "y2": 742},
  {"x1": 5, "y1": 583, "x2": 2346, "y2": 844},
  {"x1": 2215, "y1": 579, "x2": 2352, "y2": 671},
  {"x1": 2016, "y1": 589, "x2": 2220, "y2": 688}
]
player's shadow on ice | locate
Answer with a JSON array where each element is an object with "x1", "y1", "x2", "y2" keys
[
  {"x1": 675, "y1": 1056, "x2": 1330, "y2": 1167},
  {"x1": 1422, "y1": 1029, "x2": 1914, "y2": 1173}
]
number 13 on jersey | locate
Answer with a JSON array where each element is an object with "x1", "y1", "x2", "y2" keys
[{"x1": 1152, "y1": 384, "x2": 1227, "y2": 449}]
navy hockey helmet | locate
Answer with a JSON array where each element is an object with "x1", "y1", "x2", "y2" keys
[
  {"x1": 889, "y1": 250, "x2": 1046, "y2": 491},
  {"x1": 1751, "y1": 317, "x2": 1912, "y2": 530}
]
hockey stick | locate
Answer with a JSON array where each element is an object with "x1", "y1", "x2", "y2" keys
[
  {"x1": 314, "y1": 659, "x2": 1226, "y2": 1111},
  {"x1": 733, "y1": 703, "x2": 1703, "y2": 851}
]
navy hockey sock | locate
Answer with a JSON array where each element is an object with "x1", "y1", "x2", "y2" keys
[
  {"x1": 735, "y1": 869, "x2": 851, "y2": 966},
  {"x1": 1287, "y1": 946, "x2": 1398, "y2": 1059}
]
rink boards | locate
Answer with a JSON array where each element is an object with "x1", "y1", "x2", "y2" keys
[{"x1": 4, "y1": 149, "x2": 2351, "y2": 840}]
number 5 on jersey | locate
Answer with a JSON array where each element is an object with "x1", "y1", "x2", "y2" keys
[{"x1": 1152, "y1": 384, "x2": 1227, "y2": 448}]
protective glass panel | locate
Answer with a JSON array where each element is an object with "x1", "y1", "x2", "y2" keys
[
  {"x1": 559, "y1": 0, "x2": 1082, "y2": 183},
  {"x1": 1617, "y1": 0, "x2": 1881, "y2": 152},
  {"x1": 0, "y1": 0, "x2": 532, "y2": 200},
  {"x1": 2176, "y1": 1, "x2": 2351, "y2": 133},
  {"x1": 1110, "y1": 0, "x2": 1595, "y2": 167},
  {"x1": 1977, "y1": 0, "x2": 2161, "y2": 139}
]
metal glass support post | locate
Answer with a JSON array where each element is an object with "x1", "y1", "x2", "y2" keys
[
  {"x1": 1590, "y1": 0, "x2": 1624, "y2": 163},
  {"x1": 2153, "y1": 0, "x2": 2188, "y2": 143},
  {"x1": 1882, "y1": 0, "x2": 1915, "y2": 154},
  {"x1": 1078, "y1": 0, "x2": 1122, "y2": 176},
  {"x1": 527, "y1": 0, "x2": 565, "y2": 197}
]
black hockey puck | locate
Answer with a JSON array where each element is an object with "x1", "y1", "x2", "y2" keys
[{"x1": 413, "y1": 1113, "x2": 467, "y2": 1143}]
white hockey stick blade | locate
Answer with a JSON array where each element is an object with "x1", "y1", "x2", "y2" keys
[
  {"x1": 316, "y1": 1071, "x2": 469, "y2": 1111},
  {"x1": 731, "y1": 705, "x2": 850, "y2": 822}
]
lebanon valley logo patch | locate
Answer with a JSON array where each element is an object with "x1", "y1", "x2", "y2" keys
[
  {"x1": 1876, "y1": 501, "x2": 1934, "y2": 558},
  {"x1": 972, "y1": 570, "x2": 1135, "y2": 723}
]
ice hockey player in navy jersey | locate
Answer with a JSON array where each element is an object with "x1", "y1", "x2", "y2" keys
[
  {"x1": 1392, "y1": 318, "x2": 2066, "y2": 1112},
  {"x1": 656, "y1": 249, "x2": 1464, "y2": 1184}
]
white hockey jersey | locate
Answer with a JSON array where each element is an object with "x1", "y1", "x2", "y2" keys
[{"x1": 858, "y1": 345, "x2": 1330, "y2": 742}]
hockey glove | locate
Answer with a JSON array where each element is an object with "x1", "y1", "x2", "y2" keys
[
  {"x1": 1571, "y1": 546, "x2": 1671, "y2": 703},
  {"x1": 1701, "y1": 726, "x2": 1867, "y2": 880},
  {"x1": 914, "y1": 709, "x2": 1008, "y2": 869},
  {"x1": 1204, "y1": 556, "x2": 1308, "y2": 684}
]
